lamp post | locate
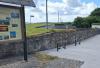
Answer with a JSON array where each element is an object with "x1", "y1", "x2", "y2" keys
[
  {"x1": 46, "y1": 0, "x2": 48, "y2": 29},
  {"x1": 58, "y1": 11, "x2": 60, "y2": 23},
  {"x1": 30, "y1": 15, "x2": 34, "y2": 24}
]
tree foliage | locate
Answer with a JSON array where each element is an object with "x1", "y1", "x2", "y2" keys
[
  {"x1": 89, "y1": 8, "x2": 100, "y2": 23},
  {"x1": 90, "y1": 8, "x2": 100, "y2": 16},
  {"x1": 73, "y1": 8, "x2": 100, "y2": 28},
  {"x1": 73, "y1": 17, "x2": 91, "y2": 28}
]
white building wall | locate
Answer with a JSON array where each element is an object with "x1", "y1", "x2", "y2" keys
[{"x1": 92, "y1": 25, "x2": 100, "y2": 28}]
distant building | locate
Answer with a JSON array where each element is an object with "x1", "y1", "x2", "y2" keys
[
  {"x1": 54, "y1": 23, "x2": 75, "y2": 29},
  {"x1": 92, "y1": 23, "x2": 100, "y2": 28}
]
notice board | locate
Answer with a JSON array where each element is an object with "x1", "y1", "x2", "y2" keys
[{"x1": 0, "y1": 6, "x2": 22, "y2": 41}]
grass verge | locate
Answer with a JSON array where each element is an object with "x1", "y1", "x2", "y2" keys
[{"x1": 34, "y1": 53, "x2": 58, "y2": 62}]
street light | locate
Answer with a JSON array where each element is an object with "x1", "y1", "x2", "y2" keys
[
  {"x1": 46, "y1": 0, "x2": 48, "y2": 29},
  {"x1": 30, "y1": 15, "x2": 34, "y2": 24},
  {"x1": 58, "y1": 11, "x2": 60, "y2": 23}
]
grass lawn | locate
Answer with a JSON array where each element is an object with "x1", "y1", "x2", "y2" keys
[
  {"x1": 27, "y1": 23, "x2": 46, "y2": 27},
  {"x1": 26, "y1": 28, "x2": 51, "y2": 36},
  {"x1": 26, "y1": 23, "x2": 75, "y2": 36},
  {"x1": 26, "y1": 23, "x2": 51, "y2": 36},
  {"x1": 35, "y1": 52, "x2": 58, "y2": 62}
]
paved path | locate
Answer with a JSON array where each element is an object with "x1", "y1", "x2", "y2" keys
[
  {"x1": 0, "y1": 55, "x2": 42, "y2": 68},
  {"x1": 43, "y1": 35, "x2": 100, "y2": 68}
]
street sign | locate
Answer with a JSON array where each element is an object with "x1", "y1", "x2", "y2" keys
[{"x1": 0, "y1": 0, "x2": 35, "y2": 7}]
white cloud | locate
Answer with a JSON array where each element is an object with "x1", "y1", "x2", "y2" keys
[
  {"x1": 74, "y1": 2, "x2": 97, "y2": 15},
  {"x1": 63, "y1": 0, "x2": 82, "y2": 7},
  {"x1": 25, "y1": 0, "x2": 97, "y2": 23}
]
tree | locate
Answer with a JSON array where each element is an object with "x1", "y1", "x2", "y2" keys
[
  {"x1": 73, "y1": 8, "x2": 100, "y2": 28},
  {"x1": 73, "y1": 17, "x2": 92, "y2": 28},
  {"x1": 89, "y1": 8, "x2": 100, "y2": 23},
  {"x1": 73, "y1": 17, "x2": 90, "y2": 28},
  {"x1": 84, "y1": 16, "x2": 97, "y2": 27},
  {"x1": 73, "y1": 17, "x2": 84, "y2": 28},
  {"x1": 90, "y1": 8, "x2": 100, "y2": 16}
]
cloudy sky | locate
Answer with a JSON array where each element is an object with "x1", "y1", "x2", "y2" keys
[{"x1": 25, "y1": 0, "x2": 100, "y2": 23}]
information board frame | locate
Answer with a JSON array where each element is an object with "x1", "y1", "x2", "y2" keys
[
  {"x1": 0, "y1": 0, "x2": 36, "y2": 62},
  {"x1": 0, "y1": 4, "x2": 24, "y2": 42},
  {"x1": 0, "y1": 4, "x2": 28, "y2": 61}
]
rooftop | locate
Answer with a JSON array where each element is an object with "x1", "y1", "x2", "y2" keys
[{"x1": 0, "y1": 0, "x2": 36, "y2": 7}]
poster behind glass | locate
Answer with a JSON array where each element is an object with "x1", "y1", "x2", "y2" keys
[{"x1": 0, "y1": 6, "x2": 22, "y2": 41}]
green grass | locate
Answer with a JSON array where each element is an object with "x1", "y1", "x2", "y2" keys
[
  {"x1": 26, "y1": 23, "x2": 46, "y2": 27},
  {"x1": 26, "y1": 28, "x2": 50, "y2": 36},
  {"x1": 35, "y1": 53, "x2": 58, "y2": 62},
  {"x1": 26, "y1": 23, "x2": 75, "y2": 36},
  {"x1": 26, "y1": 23, "x2": 51, "y2": 36}
]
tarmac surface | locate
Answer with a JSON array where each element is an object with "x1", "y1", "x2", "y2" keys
[
  {"x1": 0, "y1": 55, "x2": 42, "y2": 68},
  {"x1": 43, "y1": 35, "x2": 100, "y2": 68}
]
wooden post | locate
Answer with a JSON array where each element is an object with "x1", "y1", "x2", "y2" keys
[{"x1": 20, "y1": 5, "x2": 28, "y2": 61}]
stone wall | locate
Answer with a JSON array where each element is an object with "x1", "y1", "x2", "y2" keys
[{"x1": 0, "y1": 29, "x2": 100, "y2": 59}]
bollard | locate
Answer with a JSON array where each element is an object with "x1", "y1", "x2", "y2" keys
[
  {"x1": 57, "y1": 43, "x2": 59, "y2": 52},
  {"x1": 75, "y1": 35, "x2": 77, "y2": 46},
  {"x1": 57, "y1": 43, "x2": 61, "y2": 52},
  {"x1": 78, "y1": 35, "x2": 81, "y2": 45}
]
